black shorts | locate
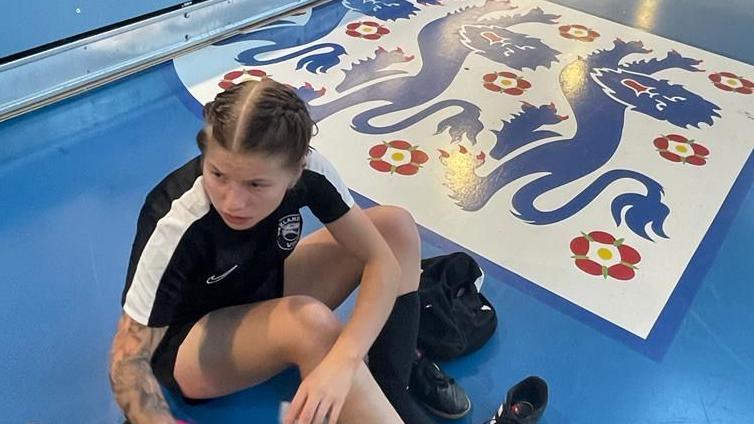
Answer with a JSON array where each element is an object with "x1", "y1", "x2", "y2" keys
[
  {"x1": 151, "y1": 320, "x2": 205, "y2": 404},
  {"x1": 150, "y1": 281, "x2": 285, "y2": 404}
]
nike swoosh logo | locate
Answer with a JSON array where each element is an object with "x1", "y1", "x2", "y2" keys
[{"x1": 206, "y1": 265, "x2": 238, "y2": 285}]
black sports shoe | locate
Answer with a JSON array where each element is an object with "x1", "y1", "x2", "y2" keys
[
  {"x1": 409, "y1": 356, "x2": 472, "y2": 419},
  {"x1": 486, "y1": 376, "x2": 548, "y2": 424}
]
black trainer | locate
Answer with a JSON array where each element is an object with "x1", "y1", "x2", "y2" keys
[
  {"x1": 409, "y1": 356, "x2": 472, "y2": 419},
  {"x1": 486, "y1": 376, "x2": 548, "y2": 424}
]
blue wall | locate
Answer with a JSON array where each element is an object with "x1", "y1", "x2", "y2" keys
[{"x1": 2, "y1": 0, "x2": 184, "y2": 58}]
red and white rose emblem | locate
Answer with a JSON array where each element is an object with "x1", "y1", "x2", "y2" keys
[
  {"x1": 346, "y1": 21, "x2": 390, "y2": 40},
  {"x1": 218, "y1": 68, "x2": 267, "y2": 90},
  {"x1": 570, "y1": 231, "x2": 640, "y2": 281},
  {"x1": 482, "y1": 71, "x2": 532, "y2": 95},
  {"x1": 559, "y1": 24, "x2": 600, "y2": 42},
  {"x1": 653, "y1": 134, "x2": 710, "y2": 166},
  {"x1": 708, "y1": 72, "x2": 753, "y2": 94},
  {"x1": 369, "y1": 140, "x2": 429, "y2": 175}
]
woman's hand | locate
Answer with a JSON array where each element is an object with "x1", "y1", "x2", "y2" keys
[{"x1": 284, "y1": 354, "x2": 360, "y2": 424}]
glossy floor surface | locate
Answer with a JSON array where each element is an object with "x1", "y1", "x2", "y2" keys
[{"x1": 0, "y1": 1, "x2": 752, "y2": 423}]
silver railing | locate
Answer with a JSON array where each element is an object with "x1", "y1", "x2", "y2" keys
[{"x1": 0, "y1": 0, "x2": 323, "y2": 122}]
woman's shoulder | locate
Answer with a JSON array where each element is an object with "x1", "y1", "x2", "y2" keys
[
  {"x1": 300, "y1": 148, "x2": 347, "y2": 190},
  {"x1": 297, "y1": 148, "x2": 355, "y2": 222},
  {"x1": 303, "y1": 148, "x2": 334, "y2": 173},
  {"x1": 141, "y1": 156, "x2": 207, "y2": 221}
]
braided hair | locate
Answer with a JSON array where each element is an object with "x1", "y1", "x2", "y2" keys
[{"x1": 196, "y1": 78, "x2": 315, "y2": 169}]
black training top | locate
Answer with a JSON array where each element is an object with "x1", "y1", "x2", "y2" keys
[{"x1": 121, "y1": 149, "x2": 354, "y2": 327}]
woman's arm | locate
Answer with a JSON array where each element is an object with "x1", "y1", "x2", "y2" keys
[
  {"x1": 109, "y1": 313, "x2": 176, "y2": 424},
  {"x1": 285, "y1": 205, "x2": 402, "y2": 423},
  {"x1": 323, "y1": 205, "x2": 401, "y2": 365}
]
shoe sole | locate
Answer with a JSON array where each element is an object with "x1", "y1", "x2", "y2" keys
[{"x1": 422, "y1": 398, "x2": 472, "y2": 420}]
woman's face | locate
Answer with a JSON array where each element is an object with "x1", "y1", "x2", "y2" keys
[{"x1": 202, "y1": 139, "x2": 301, "y2": 231}]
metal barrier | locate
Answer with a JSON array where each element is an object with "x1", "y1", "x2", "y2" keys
[{"x1": 0, "y1": 0, "x2": 321, "y2": 122}]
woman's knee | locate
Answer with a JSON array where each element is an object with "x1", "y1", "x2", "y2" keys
[
  {"x1": 371, "y1": 206, "x2": 420, "y2": 253},
  {"x1": 281, "y1": 296, "x2": 342, "y2": 359}
]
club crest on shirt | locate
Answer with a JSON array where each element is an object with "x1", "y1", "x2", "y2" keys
[{"x1": 277, "y1": 213, "x2": 302, "y2": 251}]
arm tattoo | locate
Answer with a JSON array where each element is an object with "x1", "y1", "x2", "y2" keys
[{"x1": 109, "y1": 314, "x2": 173, "y2": 423}]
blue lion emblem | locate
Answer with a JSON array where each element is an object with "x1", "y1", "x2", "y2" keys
[
  {"x1": 343, "y1": 0, "x2": 419, "y2": 20},
  {"x1": 438, "y1": 40, "x2": 721, "y2": 241},
  {"x1": 299, "y1": 1, "x2": 562, "y2": 144},
  {"x1": 215, "y1": 0, "x2": 419, "y2": 73},
  {"x1": 459, "y1": 25, "x2": 560, "y2": 71},
  {"x1": 591, "y1": 67, "x2": 719, "y2": 128}
]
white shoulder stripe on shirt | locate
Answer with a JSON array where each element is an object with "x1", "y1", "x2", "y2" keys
[
  {"x1": 123, "y1": 176, "x2": 210, "y2": 326},
  {"x1": 305, "y1": 149, "x2": 355, "y2": 208}
]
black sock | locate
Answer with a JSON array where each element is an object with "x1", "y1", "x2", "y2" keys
[{"x1": 369, "y1": 291, "x2": 434, "y2": 424}]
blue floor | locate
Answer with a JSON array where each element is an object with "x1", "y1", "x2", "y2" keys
[{"x1": 1, "y1": 1, "x2": 753, "y2": 423}]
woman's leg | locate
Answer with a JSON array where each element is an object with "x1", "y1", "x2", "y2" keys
[
  {"x1": 284, "y1": 205, "x2": 434, "y2": 424},
  {"x1": 173, "y1": 295, "x2": 401, "y2": 424},
  {"x1": 284, "y1": 205, "x2": 421, "y2": 304}
]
